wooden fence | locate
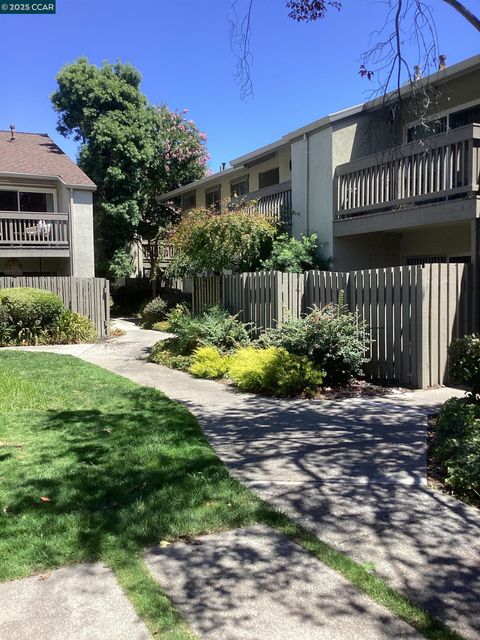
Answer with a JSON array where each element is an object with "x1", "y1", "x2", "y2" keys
[
  {"x1": 193, "y1": 264, "x2": 477, "y2": 388},
  {"x1": 0, "y1": 277, "x2": 110, "y2": 338}
]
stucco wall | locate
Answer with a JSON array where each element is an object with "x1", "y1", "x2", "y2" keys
[
  {"x1": 70, "y1": 189, "x2": 95, "y2": 277},
  {"x1": 333, "y1": 222, "x2": 472, "y2": 271},
  {"x1": 187, "y1": 147, "x2": 291, "y2": 210}
]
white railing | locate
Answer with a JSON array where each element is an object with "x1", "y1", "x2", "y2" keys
[
  {"x1": 0, "y1": 212, "x2": 69, "y2": 247},
  {"x1": 335, "y1": 124, "x2": 480, "y2": 218}
]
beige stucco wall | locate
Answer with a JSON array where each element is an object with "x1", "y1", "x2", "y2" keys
[
  {"x1": 70, "y1": 189, "x2": 95, "y2": 277},
  {"x1": 186, "y1": 147, "x2": 291, "y2": 210},
  {"x1": 333, "y1": 222, "x2": 472, "y2": 271}
]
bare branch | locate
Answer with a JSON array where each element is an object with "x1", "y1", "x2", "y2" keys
[
  {"x1": 228, "y1": 0, "x2": 255, "y2": 100},
  {"x1": 441, "y1": 0, "x2": 480, "y2": 30}
]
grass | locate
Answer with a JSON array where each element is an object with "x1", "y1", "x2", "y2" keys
[{"x1": 0, "y1": 351, "x2": 467, "y2": 640}]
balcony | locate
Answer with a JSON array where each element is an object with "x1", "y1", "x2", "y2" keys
[
  {"x1": 0, "y1": 212, "x2": 70, "y2": 256},
  {"x1": 334, "y1": 124, "x2": 480, "y2": 220},
  {"x1": 244, "y1": 180, "x2": 293, "y2": 225}
]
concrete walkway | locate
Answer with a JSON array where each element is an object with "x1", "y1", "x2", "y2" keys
[
  {"x1": 0, "y1": 563, "x2": 150, "y2": 640},
  {"x1": 145, "y1": 526, "x2": 423, "y2": 640},
  {"x1": 8, "y1": 319, "x2": 480, "y2": 639}
]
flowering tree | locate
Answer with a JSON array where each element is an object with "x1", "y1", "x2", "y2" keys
[
  {"x1": 166, "y1": 202, "x2": 277, "y2": 276},
  {"x1": 51, "y1": 58, "x2": 209, "y2": 278}
]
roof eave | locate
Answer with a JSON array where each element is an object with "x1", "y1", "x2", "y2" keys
[{"x1": 0, "y1": 171, "x2": 97, "y2": 191}]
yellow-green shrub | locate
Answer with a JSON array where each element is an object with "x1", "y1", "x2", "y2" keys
[
  {"x1": 228, "y1": 346, "x2": 324, "y2": 396},
  {"x1": 189, "y1": 346, "x2": 229, "y2": 379}
]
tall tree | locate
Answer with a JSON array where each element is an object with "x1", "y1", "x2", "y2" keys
[{"x1": 51, "y1": 58, "x2": 208, "y2": 278}]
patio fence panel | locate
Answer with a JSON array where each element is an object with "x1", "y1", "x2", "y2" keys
[
  {"x1": 0, "y1": 276, "x2": 110, "y2": 338},
  {"x1": 192, "y1": 264, "x2": 477, "y2": 388}
]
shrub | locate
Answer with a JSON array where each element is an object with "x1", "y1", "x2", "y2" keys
[
  {"x1": 435, "y1": 397, "x2": 480, "y2": 502},
  {"x1": 167, "y1": 306, "x2": 250, "y2": 355},
  {"x1": 51, "y1": 310, "x2": 97, "y2": 344},
  {"x1": 258, "y1": 302, "x2": 367, "y2": 385},
  {"x1": 0, "y1": 288, "x2": 65, "y2": 345},
  {"x1": 189, "y1": 346, "x2": 230, "y2": 379},
  {"x1": 152, "y1": 321, "x2": 172, "y2": 332},
  {"x1": 139, "y1": 297, "x2": 168, "y2": 328},
  {"x1": 448, "y1": 335, "x2": 480, "y2": 399},
  {"x1": 260, "y1": 233, "x2": 330, "y2": 272},
  {"x1": 228, "y1": 346, "x2": 324, "y2": 396},
  {"x1": 0, "y1": 288, "x2": 64, "y2": 328},
  {"x1": 149, "y1": 338, "x2": 193, "y2": 371}
]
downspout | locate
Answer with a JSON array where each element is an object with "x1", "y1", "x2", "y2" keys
[
  {"x1": 68, "y1": 188, "x2": 75, "y2": 276},
  {"x1": 304, "y1": 133, "x2": 310, "y2": 234}
]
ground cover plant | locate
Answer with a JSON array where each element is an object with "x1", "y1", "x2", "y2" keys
[
  {"x1": 151, "y1": 301, "x2": 368, "y2": 396},
  {"x1": 0, "y1": 288, "x2": 97, "y2": 346},
  {"x1": 0, "y1": 350, "x2": 467, "y2": 640}
]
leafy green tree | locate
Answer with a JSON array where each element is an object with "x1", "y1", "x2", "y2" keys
[
  {"x1": 166, "y1": 203, "x2": 277, "y2": 276},
  {"x1": 51, "y1": 58, "x2": 208, "y2": 278},
  {"x1": 260, "y1": 233, "x2": 330, "y2": 272}
]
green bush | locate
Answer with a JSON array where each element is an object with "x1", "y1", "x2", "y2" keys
[
  {"x1": 448, "y1": 335, "x2": 480, "y2": 399},
  {"x1": 0, "y1": 288, "x2": 64, "y2": 328},
  {"x1": 152, "y1": 320, "x2": 172, "y2": 332},
  {"x1": 0, "y1": 288, "x2": 98, "y2": 347},
  {"x1": 139, "y1": 297, "x2": 168, "y2": 328},
  {"x1": 228, "y1": 346, "x2": 324, "y2": 396},
  {"x1": 260, "y1": 233, "x2": 330, "y2": 272},
  {"x1": 149, "y1": 338, "x2": 193, "y2": 371},
  {"x1": 51, "y1": 310, "x2": 97, "y2": 344},
  {"x1": 167, "y1": 306, "x2": 250, "y2": 355},
  {"x1": 189, "y1": 346, "x2": 230, "y2": 379},
  {"x1": 258, "y1": 302, "x2": 367, "y2": 385},
  {"x1": 435, "y1": 397, "x2": 480, "y2": 502}
]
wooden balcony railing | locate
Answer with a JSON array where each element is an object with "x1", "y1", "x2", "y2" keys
[
  {"x1": 244, "y1": 181, "x2": 293, "y2": 224},
  {"x1": 335, "y1": 124, "x2": 480, "y2": 219},
  {"x1": 0, "y1": 213, "x2": 69, "y2": 247}
]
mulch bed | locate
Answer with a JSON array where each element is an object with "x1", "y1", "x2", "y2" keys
[{"x1": 313, "y1": 379, "x2": 408, "y2": 400}]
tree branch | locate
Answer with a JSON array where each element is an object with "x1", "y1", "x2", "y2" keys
[{"x1": 441, "y1": 0, "x2": 480, "y2": 31}]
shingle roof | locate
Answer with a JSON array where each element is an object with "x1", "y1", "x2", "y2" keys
[{"x1": 0, "y1": 130, "x2": 96, "y2": 189}]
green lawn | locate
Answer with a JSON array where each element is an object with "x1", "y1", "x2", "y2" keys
[
  {"x1": 0, "y1": 351, "x2": 261, "y2": 639},
  {"x1": 0, "y1": 351, "x2": 466, "y2": 640}
]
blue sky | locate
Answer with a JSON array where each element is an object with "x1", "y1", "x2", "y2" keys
[{"x1": 0, "y1": 0, "x2": 478, "y2": 171}]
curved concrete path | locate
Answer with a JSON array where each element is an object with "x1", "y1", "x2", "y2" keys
[{"x1": 10, "y1": 319, "x2": 480, "y2": 639}]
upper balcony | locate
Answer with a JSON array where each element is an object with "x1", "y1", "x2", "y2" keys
[
  {"x1": 242, "y1": 180, "x2": 292, "y2": 225},
  {"x1": 334, "y1": 124, "x2": 480, "y2": 226},
  {"x1": 0, "y1": 212, "x2": 70, "y2": 257}
]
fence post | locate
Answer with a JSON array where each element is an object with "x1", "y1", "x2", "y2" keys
[{"x1": 415, "y1": 266, "x2": 431, "y2": 389}]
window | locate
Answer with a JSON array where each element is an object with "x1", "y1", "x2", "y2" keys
[
  {"x1": 205, "y1": 186, "x2": 221, "y2": 211},
  {"x1": 0, "y1": 189, "x2": 55, "y2": 212},
  {"x1": 19, "y1": 191, "x2": 54, "y2": 212},
  {"x1": 0, "y1": 190, "x2": 18, "y2": 211},
  {"x1": 230, "y1": 176, "x2": 249, "y2": 198},
  {"x1": 450, "y1": 104, "x2": 480, "y2": 130},
  {"x1": 258, "y1": 167, "x2": 279, "y2": 189},
  {"x1": 181, "y1": 191, "x2": 196, "y2": 211},
  {"x1": 407, "y1": 118, "x2": 447, "y2": 143}
]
